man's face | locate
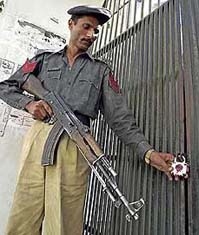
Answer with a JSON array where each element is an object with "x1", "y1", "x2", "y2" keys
[{"x1": 68, "y1": 16, "x2": 100, "y2": 51}]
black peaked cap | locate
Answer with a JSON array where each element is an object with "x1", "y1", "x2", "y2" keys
[{"x1": 67, "y1": 5, "x2": 112, "y2": 25}]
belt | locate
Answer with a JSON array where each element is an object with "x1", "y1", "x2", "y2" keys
[
  {"x1": 74, "y1": 112, "x2": 90, "y2": 127},
  {"x1": 41, "y1": 113, "x2": 90, "y2": 166}
]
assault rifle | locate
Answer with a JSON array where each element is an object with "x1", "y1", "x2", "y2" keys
[{"x1": 22, "y1": 76, "x2": 145, "y2": 221}]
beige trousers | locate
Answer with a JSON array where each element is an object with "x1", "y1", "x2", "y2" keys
[{"x1": 6, "y1": 121, "x2": 90, "y2": 235}]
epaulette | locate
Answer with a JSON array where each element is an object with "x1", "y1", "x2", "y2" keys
[
  {"x1": 94, "y1": 57, "x2": 108, "y2": 65},
  {"x1": 35, "y1": 49, "x2": 56, "y2": 57},
  {"x1": 94, "y1": 57, "x2": 113, "y2": 71}
]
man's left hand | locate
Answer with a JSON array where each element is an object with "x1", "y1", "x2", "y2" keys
[{"x1": 149, "y1": 151, "x2": 174, "y2": 180}]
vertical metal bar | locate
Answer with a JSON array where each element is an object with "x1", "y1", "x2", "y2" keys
[
  {"x1": 129, "y1": 24, "x2": 140, "y2": 118},
  {"x1": 102, "y1": 129, "x2": 115, "y2": 235},
  {"x1": 167, "y1": 0, "x2": 176, "y2": 234},
  {"x1": 141, "y1": 0, "x2": 144, "y2": 19},
  {"x1": 110, "y1": 137, "x2": 122, "y2": 235},
  {"x1": 133, "y1": 0, "x2": 138, "y2": 25},
  {"x1": 118, "y1": 27, "x2": 140, "y2": 234},
  {"x1": 143, "y1": 11, "x2": 154, "y2": 235},
  {"x1": 122, "y1": 32, "x2": 132, "y2": 95},
  {"x1": 86, "y1": 115, "x2": 107, "y2": 234},
  {"x1": 104, "y1": 0, "x2": 114, "y2": 48},
  {"x1": 152, "y1": 6, "x2": 162, "y2": 235},
  {"x1": 174, "y1": 1, "x2": 187, "y2": 234},
  {"x1": 149, "y1": 0, "x2": 152, "y2": 13},
  {"x1": 92, "y1": 119, "x2": 111, "y2": 235},
  {"x1": 132, "y1": 18, "x2": 146, "y2": 235},
  {"x1": 126, "y1": 0, "x2": 132, "y2": 29},
  {"x1": 149, "y1": 8, "x2": 159, "y2": 235},
  {"x1": 125, "y1": 26, "x2": 139, "y2": 235},
  {"x1": 181, "y1": 0, "x2": 199, "y2": 234},
  {"x1": 135, "y1": 20, "x2": 144, "y2": 130},
  {"x1": 111, "y1": 31, "x2": 124, "y2": 234},
  {"x1": 117, "y1": 144, "x2": 127, "y2": 235},
  {"x1": 161, "y1": 3, "x2": 172, "y2": 235},
  {"x1": 119, "y1": 0, "x2": 127, "y2": 34},
  {"x1": 113, "y1": 0, "x2": 122, "y2": 39},
  {"x1": 189, "y1": 0, "x2": 199, "y2": 51},
  {"x1": 83, "y1": 117, "x2": 99, "y2": 234},
  {"x1": 138, "y1": 15, "x2": 150, "y2": 235},
  {"x1": 107, "y1": 0, "x2": 117, "y2": 43}
]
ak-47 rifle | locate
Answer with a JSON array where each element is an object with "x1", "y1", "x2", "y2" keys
[{"x1": 22, "y1": 76, "x2": 145, "y2": 221}]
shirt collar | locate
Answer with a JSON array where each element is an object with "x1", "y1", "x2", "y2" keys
[{"x1": 57, "y1": 45, "x2": 94, "y2": 62}]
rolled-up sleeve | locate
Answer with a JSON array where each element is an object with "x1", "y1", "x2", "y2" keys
[
  {"x1": 100, "y1": 67, "x2": 153, "y2": 159},
  {"x1": 0, "y1": 54, "x2": 44, "y2": 110}
]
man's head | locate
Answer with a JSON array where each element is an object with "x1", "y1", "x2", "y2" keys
[{"x1": 67, "y1": 5, "x2": 111, "y2": 52}]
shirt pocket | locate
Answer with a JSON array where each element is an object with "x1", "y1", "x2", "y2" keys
[
  {"x1": 77, "y1": 77, "x2": 101, "y2": 106},
  {"x1": 42, "y1": 68, "x2": 62, "y2": 90},
  {"x1": 47, "y1": 68, "x2": 62, "y2": 79}
]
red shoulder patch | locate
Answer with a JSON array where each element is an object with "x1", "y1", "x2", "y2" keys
[
  {"x1": 109, "y1": 72, "x2": 121, "y2": 93},
  {"x1": 22, "y1": 59, "x2": 37, "y2": 74}
]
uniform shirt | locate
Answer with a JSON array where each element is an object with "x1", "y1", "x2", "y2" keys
[{"x1": 0, "y1": 46, "x2": 152, "y2": 159}]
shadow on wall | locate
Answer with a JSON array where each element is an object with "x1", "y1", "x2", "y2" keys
[{"x1": 0, "y1": 1, "x2": 4, "y2": 13}]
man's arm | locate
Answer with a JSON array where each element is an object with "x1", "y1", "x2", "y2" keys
[
  {"x1": 0, "y1": 53, "x2": 53, "y2": 120},
  {"x1": 100, "y1": 67, "x2": 174, "y2": 180},
  {"x1": 0, "y1": 53, "x2": 44, "y2": 111}
]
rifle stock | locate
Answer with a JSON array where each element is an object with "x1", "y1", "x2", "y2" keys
[{"x1": 22, "y1": 76, "x2": 49, "y2": 99}]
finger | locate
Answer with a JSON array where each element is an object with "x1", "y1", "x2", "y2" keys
[
  {"x1": 161, "y1": 153, "x2": 174, "y2": 162},
  {"x1": 150, "y1": 161, "x2": 173, "y2": 181},
  {"x1": 160, "y1": 159, "x2": 172, "y2": 172},
  {"x1": 151, "y1": 161, "x2": 173, "y2": 180},
  {"x1": 41, "y1": 101, "x2": 53, "y2": 116},
  {"x1": 168, "y1": 166, "x2": 173, "y2": 172},
  {"x1": 165, "y1": 171, "x2": 173, "y2": 181},
  {"x1": 37, "y1": 100, "x2": 52, "y2": 116},
  {"x1": 33, "y1": 110, "x2": 45, "y2": 120},
  {"x1": 151, "y1": 161, "x2": 170, "y2": 173},
  {"x1": 40, "y1": 106, "x2": 49, "y2": 119},
  {"x1": 33, "y1": 106, "x2": 48, "y2": 120},
  {"x1": 174, "y1": 175, "x2": 179, "y2": 181},
  {"x1": 167, "y1": 161, "x2": 173, "y2": 165}
]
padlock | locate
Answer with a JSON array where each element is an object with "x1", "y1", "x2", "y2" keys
[{"x1": 171, "y1": 153, "x2": 189, "y2": 177}]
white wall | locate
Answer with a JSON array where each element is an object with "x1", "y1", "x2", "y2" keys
[{"x1": 1, "y1": 0, "x2": 104, "y2": 38}]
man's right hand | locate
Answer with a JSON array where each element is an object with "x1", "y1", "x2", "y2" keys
[{"x1": 25, "y1": 100, "x2": 53, "y2": 121}]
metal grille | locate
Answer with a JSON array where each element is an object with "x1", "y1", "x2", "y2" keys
[
  {"x1": 84, "y1": 0, "x2": 199, "y2": 234},
  {"x1": 95, "y1": 0, "x2": 169, "y2": 52}
]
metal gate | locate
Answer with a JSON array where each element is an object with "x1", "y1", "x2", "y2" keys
[{"x1": 83, "y1": 0, "x2": 199, "y2": 234}]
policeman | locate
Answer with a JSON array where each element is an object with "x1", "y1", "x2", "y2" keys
[{"x1": 0, "y1": 5, "x2": 174, "y2": 235}]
